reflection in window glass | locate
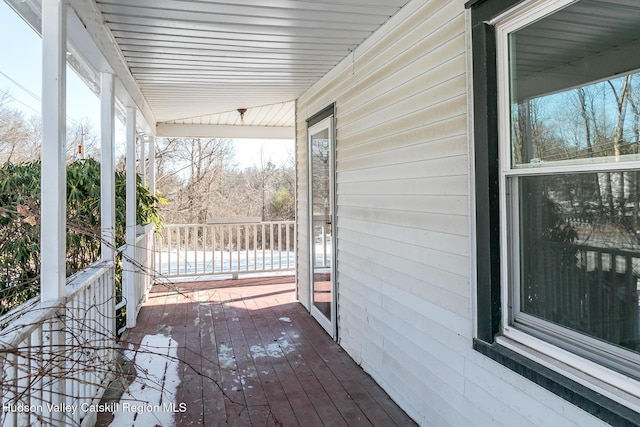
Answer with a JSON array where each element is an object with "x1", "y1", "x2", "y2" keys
[
  {"x1": 510, "y1": 77, "x2": 640, "y2": 167},
  {"x1": 519, "y1": 172, "x2": 640, "y2": 353},
  {"x1": 506, "y1": 0, "x2": 640, "y2": 364},
  {"x1": 508, "y1": 0, "x2": 640, "y2": 168}
]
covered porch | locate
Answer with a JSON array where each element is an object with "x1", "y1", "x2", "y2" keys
[
  {"x1": 0, "y1": 0, "x2": 416, "y2": 426},
  {"x1": 95, "y1": 275, "x2": 416, "y2": 426}
]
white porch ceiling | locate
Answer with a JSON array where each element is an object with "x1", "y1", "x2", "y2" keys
[{"x1": 93, "y1": 0, "x2": 412, "y2": 130}]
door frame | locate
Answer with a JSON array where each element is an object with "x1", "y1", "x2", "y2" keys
[{"x1": 308, "y1": 115, "x2": 337, "y2": 339}]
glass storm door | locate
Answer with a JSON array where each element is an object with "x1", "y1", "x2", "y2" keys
[{"x1": 308, "y1": 117, "x2": 335, "y2": 337}]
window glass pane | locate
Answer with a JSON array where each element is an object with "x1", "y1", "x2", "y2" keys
[
  {"x1": 509, "y1": 1, "x2": 640, "y2": 168},
  {"x1": 518, "y1": 173, "x2": 640, "y2": 353}
]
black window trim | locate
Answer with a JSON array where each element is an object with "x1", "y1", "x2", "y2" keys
[
  {"x1": 467, "y1": 0, "x2": 640, "y2": 424},
  {"x1": 306, "y1": 103, "x2": 335, "y2": 128}
]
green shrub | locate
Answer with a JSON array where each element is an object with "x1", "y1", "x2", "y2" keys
[{"x1": 0, "y1": 159, "x2": 162, "y2": 316}]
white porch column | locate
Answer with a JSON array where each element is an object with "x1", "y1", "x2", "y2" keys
[
  {"x1": 40, "y1": 1, "x2": 67, "y2": 423},
  {"x1": 100, "y1": 73, "x2": 116, "y2": 262},
  {"x1": 40, "y1": 0, "x2": 67, "y2": 303},
  {"x1": 125, "y1": 106, "x2": 137, "y2": 328},
  {"x1": 149, "y1": 135, "x2": 156, "y2": 197},
  {"x1": 140, "y1": 133, "x2": 146, "y2": 187}
]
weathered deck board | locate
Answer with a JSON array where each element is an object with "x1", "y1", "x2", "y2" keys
[{"x1": 96, "y1": 275, "x2": 417, "y2": 426}]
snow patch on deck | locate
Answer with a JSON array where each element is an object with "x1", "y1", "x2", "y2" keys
[
  {"x1": 110, "y1": 334, "x2": 180, "y2": 427},
  {"x1": 249, "y1": 337, "x2": 296, "y2": 359},
  {"x1": 218, "y1": 343, "x2": 236, "y2": 368}
]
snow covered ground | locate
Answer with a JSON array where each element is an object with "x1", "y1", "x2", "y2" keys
[
  {"x1": 155, "y1": 249, "x2": 296, "y2": 277},
  {"x1": 109, "y1": 334, "x2": 181, "y2": 427}
]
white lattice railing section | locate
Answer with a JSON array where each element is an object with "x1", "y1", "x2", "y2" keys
[
  {"x1": 155, "y1": 220, "x2": 296, "y2": 278},
  {"x1": 0, "y1": 261, "x2": 116, "y2": 427}
]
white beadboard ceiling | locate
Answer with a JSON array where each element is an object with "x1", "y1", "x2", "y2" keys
[{"x1": 91, "y1": 0, "x2": 412, "y2": 128}]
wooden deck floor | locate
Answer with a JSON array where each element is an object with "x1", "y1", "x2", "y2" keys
[{"x1": 96, "y1": 275, "x2": 417, "y2": 427}]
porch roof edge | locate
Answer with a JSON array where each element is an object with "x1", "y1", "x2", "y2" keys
[{"x1": 156, "y1": 123, "x2": 295, "y2": 139}]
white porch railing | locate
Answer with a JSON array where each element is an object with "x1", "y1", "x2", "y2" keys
[
  {"x1": 155, "y1": 220, "x2": 296, "y2": 278},
  {"x1": 0, "y1": 261, "x2": 116, "y2": 427},
  {"x1": 118, "y1": 224, "x2": 155, "y2": 331}
]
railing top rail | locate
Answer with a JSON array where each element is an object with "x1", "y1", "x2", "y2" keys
[
  {"x1": 135, "y1": 228, "x2": 155, "y2": 244},
  {"x1": 208, "y1": 216, "x2": 262, "y2": 224},
  {"x1": 0, "y1": 296, "x2": 39, "y2": 328},
  {"x1": 0, "y1": 303, "x2": 59, "y2": 348},
  {"x1": 66, "y1": 260, "x2": 112, "y2": 299},
  {"x1": 137, "y1": 223, "x2": 155, "y2": 235},
  {"x1": 162, "y1": 220, "x2": 295, "y2": 228}
]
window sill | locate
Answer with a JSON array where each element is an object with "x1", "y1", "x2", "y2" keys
[{"x1": 473, "y1": 338, "x2": 640, "y2": 426}]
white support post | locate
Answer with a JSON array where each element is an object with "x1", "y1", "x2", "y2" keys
[
  {"x1": 149, "y1": 135, "x2": 156, "y2": 197},
  {"x1": 140, "y1": 133, "x2": 146, "y2": 187},
  {"x1": 40, "y1": 0, "x2": 67, "y2": 304},
  {"x1": 40, "y1": 1, "x2": 66, "y2": 423},
  {"x1": 100, "y1": 73, "x2": 116, "y2": 262},
  {"x1": 148, "y1": 135, "x2": 156, "y2": 274},
  {"x1": 125, "y1": 106, "x2": 137, "y2": 328}
]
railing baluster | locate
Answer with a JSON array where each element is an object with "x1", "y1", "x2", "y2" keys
[
  {"x1": 279, "y1": 223, "x2": 283, "y2": 270},
  {"x1": 5, "y1": 352, "x2": 17, "y2": 426},
  {"x1": 245, "y1": 224, "x2": 249, "y2": 272},
  {"x1": 182, "y1": 226, "x2": 187, "y2": 276},
  {"x1": 191, "y1": 225, "x2": 195, "y2": 275},
  {"x1": 219, "y1": 225, "x2": 223, "y2": 274},
  {"x1": 262, "y1": 223, "x2": 266, "y2": 271},
  {"x1": 17, "y1": 335, "x2": 29, "y2": 427},
  {"x1": 253, "y1": 224, "x2": 257, "y2": 271},
  {"x1": 286, "y1": 224, "x2": 291, "y2": 270},
  {"x1": 32, "y1": 327, "x2": 43, "y2": 427},
  {"x1": 237, "y1": 225, "x2": 242, "y2": 272},
  {"x1": 270, "y1": 223, "x2": 274, "y2": 271}
]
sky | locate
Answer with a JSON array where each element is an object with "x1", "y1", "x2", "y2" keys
[{"x1": 0, "y1": 1, "x2": 293, "y2": 169}]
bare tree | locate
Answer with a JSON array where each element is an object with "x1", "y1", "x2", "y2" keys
[
  {"x1": 155, "y1": 138, "x2": 236, "y2": 223},
  {"x1": 0, "y1": 91, "x2": 39, "y2": 163}
]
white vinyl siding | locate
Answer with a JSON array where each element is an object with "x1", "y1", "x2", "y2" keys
[
  {"x1": 295, "y1": 115, "x2": 310, "y2": 310},
  {"x1": 296, "y1": 0, "x2": 609, "y2": 425}
]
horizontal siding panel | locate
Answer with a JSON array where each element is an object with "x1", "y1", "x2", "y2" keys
[
  {"x1": 339, "y1": 193, "x2": 469, "y2": 216},
  {"x1": 338, "y1": 152, "x2": 468, "y2": 183},
  {"x1": 338, "y1": 130, "x2": 467, "y2": 166},
  {"x1": 337, "y1": 270, "x2": 387, "y2": 363},
  {"x1": 375, "y1": 325, "x2": 485, "y2": 427},
  {"x1": 338, "y1": 174, "x2": 469, "y2": 196},
  {"x1": 338, "y1": 112, "x2": 467, "y2": 157},
  {"x1": 341, "y1": 273, "x2": 472, "y2": 397},
  {"x1": 340, "y1": 3, "x2": 463, "y2": 107},
  {"x1": 379, "y1": 290, "x2": 470, "y2": 354},
  {"x1": 462, "y1": 380, "x2": 539, "y2": 427},
  {"x1": 338, "y1": 73, "x2": 466, "y2": 142},
  {"x1": 338, "y1": 237, "x2": 470, "y2": 310},
  {"x1": 376, "y1": 307, "x2": 468, "y2": 380},
  {"x1": 338, "y1": 243, "x2": 469, "y2": 301},
  {"x1": 340, "y1": 33, "x2": 466, "y2": 119},
  {"x1": 338, "y1": 205, "x2": 468, "y2": 237},
  {"x1": 338, "y1": 298, "x2": 384, "y2": 366},
  {"x1": 297, "y1": 55, "x2": 349, "y2": 115},
  {"x1": 464, "y1": 356, "x2": 607, "y2": 427},
  {"x1": 350, "y1": 0, "x2": 461, "y2": 80},
  {"x1": 338, "y1": 216, "x2": 469, "y2": 256}
]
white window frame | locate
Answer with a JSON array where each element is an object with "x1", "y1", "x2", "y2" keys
[{"x1": 494, "y1": 0, "x2": 640, "y2": 411}]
